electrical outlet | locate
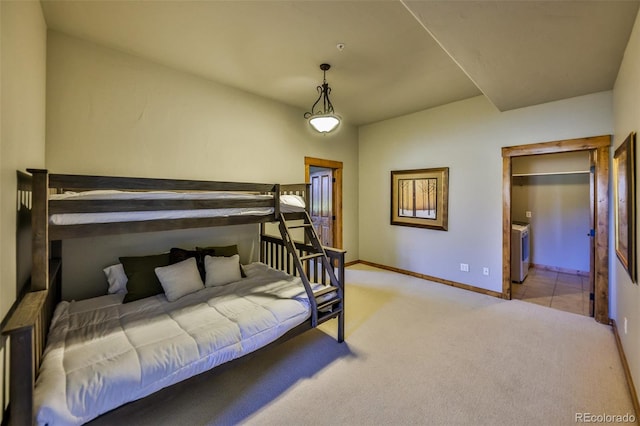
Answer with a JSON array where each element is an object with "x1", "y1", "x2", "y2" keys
[
  {"x1": 483, "y1": 267, "x2": 489, "y2": 276},
  {"x1": 460, "y1": 263, "x2": 469, "y2": 272},
  {"x1": 624, "y1": 317, "x2": 628, "y2": 335},
  {"x1": 525, "y1": 211, "x2": 532, "y2": 218}
]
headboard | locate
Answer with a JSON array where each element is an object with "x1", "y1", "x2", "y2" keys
[{"x1": 1, "y1": 171, "x2": 62, "y2": 424}]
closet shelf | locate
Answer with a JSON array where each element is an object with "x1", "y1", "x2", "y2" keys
[{"x1": 512, "y1": 170, "x2": 590, "y2": 177}]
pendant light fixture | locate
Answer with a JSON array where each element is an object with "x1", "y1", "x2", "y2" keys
[{"x1": 304, "y1": 63, "x2": 340, "y2": 133}]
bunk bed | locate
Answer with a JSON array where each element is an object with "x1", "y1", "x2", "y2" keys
[{"x1": 3, "y1": 169, "x2": 345, "y2": 426}]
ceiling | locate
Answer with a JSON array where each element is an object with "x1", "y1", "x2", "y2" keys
[{"x1": 40, "y1": 0, "x2": 640, "y2": 126}]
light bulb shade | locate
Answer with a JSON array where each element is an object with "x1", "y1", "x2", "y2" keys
[{"x1": 309, "y1": 114, "x2": 340, "y2": 133}]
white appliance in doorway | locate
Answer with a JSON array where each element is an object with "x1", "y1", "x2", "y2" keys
[{"x1": 511, "y1": 222, "x2": 530, "y2": 282}]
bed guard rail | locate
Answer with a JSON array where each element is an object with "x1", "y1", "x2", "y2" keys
[{"x1": 260, "y1": 234, "x2": 346, "y2": 286}]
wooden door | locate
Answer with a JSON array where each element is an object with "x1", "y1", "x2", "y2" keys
[{"x1": 310, "y1": 169, "x2": 333, "y2": 247}]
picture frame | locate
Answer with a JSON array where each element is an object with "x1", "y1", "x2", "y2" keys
[
  {"x1": 613, "y1": 132, "x2": 636, "y2": 283},
  {"x1": 390, "y1": 167, "x2": 449, "y2": 231}
]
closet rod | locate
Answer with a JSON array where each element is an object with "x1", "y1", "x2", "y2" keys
[{"x1": 512, "y1": 170, "x2": 590, "y2": 177}]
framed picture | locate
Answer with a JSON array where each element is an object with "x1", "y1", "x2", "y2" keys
[
  {"x1": 614, "y1": 132, "x2": 636, "y2": 283},
  {"x1": 390, "y1": 167, "x2": 449, "y2": 231}
]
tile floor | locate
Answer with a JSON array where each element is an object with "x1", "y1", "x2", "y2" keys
[{"x1": 511, "y1": 266, "x2": 591, "y2": 316}]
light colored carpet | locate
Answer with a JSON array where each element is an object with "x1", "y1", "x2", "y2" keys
[{"x1": 91, "y1": 264, "x2": 635, "y2": 426}]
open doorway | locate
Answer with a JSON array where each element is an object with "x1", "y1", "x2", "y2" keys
[
  {"x1": 304, "y1": 157, "x2": 343, "y2": 249},
  {"x1": 502, "y1": 135, "x2": 610, "y2": 324},
  {"x1": 510, "y1": 151, "x2": 592, "y2": 316}
]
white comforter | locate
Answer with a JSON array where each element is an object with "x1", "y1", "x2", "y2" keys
[{"x1": 34, "y1": 263, "x2": 315, "y2": 425}]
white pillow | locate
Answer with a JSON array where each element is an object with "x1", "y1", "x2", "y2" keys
[
  {"x1": 280, "y1": 194, "x2": 306, "y2": 208},
  {"x1": 155, "y1": 257, "x2": 204, "y2": 302},
  {"x1": 103, "y1": 263, "x2": 128, "y2": 294},
  {"x1": 204, "y1": 254, "x2": 242, "y2": 287}
]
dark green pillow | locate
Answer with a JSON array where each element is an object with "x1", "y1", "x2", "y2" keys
[
  {"x1": 196, "y1": 244, "x2": 239, "y2": 257},
  {"x1": 120, "y1": 253, "x2": 171, "y2": 303},
  {"x1": 169, "y1": 247, "x2": 199, "y2": 264},
  {"x1": 196, "y1": 244, "x2": 246, "y2": 277}
]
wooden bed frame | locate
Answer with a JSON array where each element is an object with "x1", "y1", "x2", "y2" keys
[{"x1": 2, "y1": 169, "x2": 345, "y2": 425}]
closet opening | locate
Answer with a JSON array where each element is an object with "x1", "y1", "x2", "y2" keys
[
  {"x1": 502, "y1": 135, "x2": 611, "y2": 324},
  {"x1": 510, "y1": 151, "x2": 592, "y2": 316}
]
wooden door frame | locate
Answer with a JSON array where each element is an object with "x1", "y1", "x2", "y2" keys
[
  {"x1": 305, "y1": 156, "x2": 343, "y2": 249},
  {"x1": 502, "y1": 135, "x2": 610, "y2": 323}
]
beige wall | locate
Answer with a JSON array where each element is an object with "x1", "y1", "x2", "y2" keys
[
  {"x1": 359, "y1": 92, "x2": 612, "y2": 293},
  {"x1": 612, "y1": 7, "x2": 640, "y2": 403},
  {"x1": 0, "y1": 0, "x2": 47, "y2": 420},
  {"x1": 46, "y1": 32, "x2": 359, "y2": 298},
  {"x1": 1, "y1": 0, "x2": 47, "y2": 315}
]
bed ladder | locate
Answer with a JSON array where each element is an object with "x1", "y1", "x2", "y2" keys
[{"x1": 278, "y1": 211, "x2": 344, "y2": 329}]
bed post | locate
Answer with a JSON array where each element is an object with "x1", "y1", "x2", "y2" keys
[
  {"x1": 273, "y1": 184, "x2": 281, "y2": 219},
  {"x1": 325, "y1": 247, "x2": 346, "y2": 343},
  {"x1": 304, "y1": 183, "x2": 311, "y2": 212},
  {"x1": 27, "y1": 169, "x2": 49, "y2": 291}
]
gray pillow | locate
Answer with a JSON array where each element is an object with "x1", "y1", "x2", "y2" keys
[{"x1": 155, "y1": 257, "x2": 204, "y2": 302}]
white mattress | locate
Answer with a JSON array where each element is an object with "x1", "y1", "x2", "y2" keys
[
  {"x1": 34, "y1": 262, "x2": 320, "y2": 425},
  {"x1": 49, "y1": 191, "x2": 306, "y2": 225}
]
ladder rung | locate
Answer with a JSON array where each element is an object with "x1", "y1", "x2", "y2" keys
[
  {"x1": 317, "y1": 308, "x2": 343, "y2": 323},
  {"x1": 282, "y1": 212, "x2": 306, "y2": 220},
  {"x1": 299, "y1": 253, "x2": 323, "y2": 262},
  {"x1": 314, "y1": 286, "x2": 339, "y2": 298},
  {"x1": 317, "y1": 297, "x2": 341, "y2": 312},
  {"x1": 287, "y1": 223, "x2": 313, "y2": 229}
]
